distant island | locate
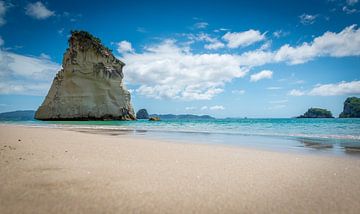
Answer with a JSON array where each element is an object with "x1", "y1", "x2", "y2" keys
[
  {"x1": 339, "y1": 97, "x2": 360, "y2": 118},
  {"x1": 297, "y1": 108, "x2": 334, "y2": 118},
  {"x1": 1, "y1": 97, "x2": 359, "y2": 120},
  {"x1": 136, "y1": 109, "x2": 150, "y2": 119}
]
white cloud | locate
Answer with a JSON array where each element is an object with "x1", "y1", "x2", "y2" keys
[
  {"x1": 122, "y1": 39, "x2": 247, "y2": 100},
  {"x1": 299, "y1": 14, "x2": 318, "y2": 25},
  {"x1": 288, "y1": 89, "x2": 305, "y2": 96},
  {"x1": 194, "y1": 33, "x2": 225, "y2": 50},
  {"x1": 201, "y1": 106, "x2": 208, "y2": 110},
  {"x1": 267, "y1": 86, "x2": 282, "y2": 90},
  {"x1": 118, "y1": 25, "x2": 360, "y2": 100},
  {"x1": 199, "y1": 105, "x2": 225, "y2": 111},
  {"x1": 25, "y1": 2, "x2": 55, "y2": 20},
  {"x1": 222, "y1": 30, "x2": 266, "y2": 48},
  {"x1": 0, "y1": 50, "x2": 60, "y2": 95},
  {"x1": 136, "y1": 27, "x2": 147, "y2": 33},
  {"x1": 209, "y1": 105, "x2": 225, "y2": 110},
  {"x1": 231, "y1": 89, "x2": 245, "y2": 94},
  {"x1": 273, "y1": 25, "x2": 360, "y2": 64},
  {"x1": 117, "y1": 40, "x2": 134, "y2": 54},
  {"x1": 273, "y1": 30, "x2": 289, "y2": 38},
  {"x1": 0, "y1": 36, "x2": 3, "y2": 46},
  {"x1": 204, "y1": 41, "x2": 225, "y2": 50},
  {"x1": 288, "y1": 81, "x2": 360, "y2": 96},
  {"x1": 0, "y1": 1, "x2": 11, "y2": 26},
  {"x1": 308, "y1": 80, "x2": 360, "y2": 96},
  {"x1": 342, "y1": 6, "x2": 357, "y2": 14},
  {"x1": 194, "y1": 22, "x2": 208, "y2": 29},
  {"x1": 39, "y1": 53, "x2": 51, "y2": 60},
  {"x1": 250, "y1": 70, "x2": 273, "y2": 82}
]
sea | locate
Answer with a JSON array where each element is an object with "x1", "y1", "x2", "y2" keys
[{"x1": 1, "y1": 118, "x2": 360, "y2": 156}]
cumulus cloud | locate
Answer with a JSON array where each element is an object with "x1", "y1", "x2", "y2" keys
[
  {"x1": 116, "y1": 25, "x2": 360, "y2": 100},
  {"x1": 190, "y1": 33, "x2": 225, "y2": 50},
  {"x1": 25, "y1": 2, "x2": 55, "y2": 20},
  {"x1": 222, "y1": 30, "x2": 266, "y2": 48},
  {"x1": 149, "y1": 25, "x2": 360, "y2": 74},
  {"x1": 308, "y1": 81, "x2": 360, "y2": 96},
  {"x1": 0, "y1": 49, "x2": 60, "y2": 95},
  {"x1": 273, "y1": 24, "x2": 360, "y2": 64},
  {"x1": 250, "y1": 70, "x2": 273, "y2": 82},
  {"x1": 117, "y1": 40, "x2": 134, "y2": 54},
  {"x1": 288, "y1": 81, "x2": 360, "y2": 96},
  {"x1": 299, "y1": 14, "x2": 318, "y2": 25},
  {"x1": 122, "y1": 39, "x2": 247, "y2": 100}
]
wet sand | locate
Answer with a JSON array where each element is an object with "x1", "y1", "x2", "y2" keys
[{"x1": 1, "y1": 125, "x2": 360, "y2": 213}]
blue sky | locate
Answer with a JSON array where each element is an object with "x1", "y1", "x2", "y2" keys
[{"x1": 0, "y1": 0, "x2": 359, "y2": 118}]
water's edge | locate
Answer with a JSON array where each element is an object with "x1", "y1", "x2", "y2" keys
[{"x1": 1, "y1": 118, "x2": 360, "y2": 157}]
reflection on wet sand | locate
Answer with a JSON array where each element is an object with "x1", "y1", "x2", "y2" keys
[
  {"x1": 343, "y1": 145, "x2": 360, "y2": 155},
  {"x1": 71, "y1": 128, "x2": 134, "y2": 136},
  {"x1": 297, "y1": 138, "x2": 333, "y2": 150}
]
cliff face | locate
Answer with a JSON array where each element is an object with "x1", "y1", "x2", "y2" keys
[
  {"x1": 339, "y1": 97, "x2": 360, "y2": 118},
  {"x1": 35, "y1": 31, "x2": 135, "y2": 120},
  {"x1": 297, "y1": 108, "x2": 334, "y2": 118}
]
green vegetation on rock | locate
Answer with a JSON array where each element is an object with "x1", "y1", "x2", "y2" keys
[
  {"x1": 297, "y1": 108, "x2": 334, "y2": 118},
  {"x1": 69, "y1": 30, "x2": 114, "y2": 58},
  {"x1": 339, "y1": 97, "x2": 360, "y2": 118}
]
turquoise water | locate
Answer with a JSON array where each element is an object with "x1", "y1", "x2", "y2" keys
[{"x1": 2, "y1": 118, "x2": 360, "y2": 155}]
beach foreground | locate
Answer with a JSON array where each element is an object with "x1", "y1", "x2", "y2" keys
[{"x1": 1, "y1": 125, "x2": 360, "y2": 213}]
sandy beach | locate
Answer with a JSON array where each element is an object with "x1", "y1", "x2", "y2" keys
[{"x1": 1, "y1": 125, "x2": 360, "y2": 213}]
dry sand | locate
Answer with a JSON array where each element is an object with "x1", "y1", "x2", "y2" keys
[{"x1": 1, "y1": 125, "x2": 360, "y2": 214}]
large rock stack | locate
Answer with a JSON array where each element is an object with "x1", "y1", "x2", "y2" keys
[{"x1": 35, "y1": 31, "x2": 135, "y2": 120}]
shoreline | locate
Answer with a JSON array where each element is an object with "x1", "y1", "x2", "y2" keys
[
  {"x1": 2, "y1": 122, "x2": 360, "y2": 157},
  {"x1": 1, "y1": 125, "x2": 360, "y2": 213}
]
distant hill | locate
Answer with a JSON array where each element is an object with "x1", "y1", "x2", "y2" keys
[
  {"x1": 149, "y1": 114, "x2": 215, "y2": 120},
  {"x1": 0, "y1": 110, "x2": 35, "y2": 121}
]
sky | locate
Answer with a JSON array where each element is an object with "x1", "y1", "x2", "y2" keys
[{"x1": 0, "y1": 0, "x2": 359, "y2": 118}]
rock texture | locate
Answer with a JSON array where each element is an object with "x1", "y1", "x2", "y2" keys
[
  {"x1": 149, "y1": 117, "x2": 161, "y2": 121},
  {"x1": 339, "y1": 97, "x2": 360, "y2": 118},
  {"x1": 297, "y1": 108, "x2": 334, "y2": 118},
  {"x1": 136, "y1": 109, "x2": 149, "y2": 119},
  {"x1": 35, "y1": 31, "x2": 135, "y2": 120}
]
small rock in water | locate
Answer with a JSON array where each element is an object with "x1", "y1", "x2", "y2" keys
[{"x1": 149, "y1": 117, "x2": 161, "y2": 121}]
